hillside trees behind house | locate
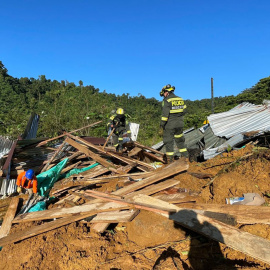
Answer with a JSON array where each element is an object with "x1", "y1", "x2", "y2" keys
[{"x1": 0, "y1": 61, "x2": 270, "y2": 145}]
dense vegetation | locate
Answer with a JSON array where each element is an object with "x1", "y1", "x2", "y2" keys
[{"x1": 0, "y1": 61, "x2": 270, "y2": 145}]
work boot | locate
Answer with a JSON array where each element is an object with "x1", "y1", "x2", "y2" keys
[
  {"x1": 116, "y1": 145, "x2": 123, "y2": 153},
  {"x1": 167, "y1": 156, "x2": 174, "y2": 164}
]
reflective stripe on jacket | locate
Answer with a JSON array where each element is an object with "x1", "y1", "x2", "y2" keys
[
  {"x1": 107, "y1": 114, "x2": 131, "y2": 135},
  {"x1": 160, "y1": 92, "x2": 186, "y2": 127}
]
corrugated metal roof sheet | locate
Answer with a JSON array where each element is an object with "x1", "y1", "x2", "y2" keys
[
  {"x1": 208, "y1": 102, "x2": 270, "y2": 138},
  {"x1": 22, "y1": 113, "x2": 40, "y2": 140},
  {"x1": 203, "y1": 134, "x2": 244, "y2": 160},
  {"x1": 0, "y1": 136, "x2": 14, "y2": 160}
]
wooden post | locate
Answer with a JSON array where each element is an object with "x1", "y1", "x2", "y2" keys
[{"x1": 102, "y1": 124, "x2": 117, "y2": 150}]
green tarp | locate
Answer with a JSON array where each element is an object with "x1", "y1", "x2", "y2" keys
[
  {"x1": 60, "y1": 162, "x2": 99, "y2": 179},
  {"x1": 28, "y1": 160, "x2": 99, "y2": 212},
  {"x1": 37, "y1": 158, "x2": 69, "y2": 197}
]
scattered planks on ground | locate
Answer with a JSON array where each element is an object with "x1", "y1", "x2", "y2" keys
[
  {"x1": 132, "y1": 194, "x2": 270, "y2": 266},
  {"x1": 178, "y1": 203, "x2": 270, "y2": 225},
  {"x1": 0, "y1": 207, "x2": 125, "y2": 247}
]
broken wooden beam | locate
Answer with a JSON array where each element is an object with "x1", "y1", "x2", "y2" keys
[
  {"x1": 84, "y1": 190, "x2": 177, "y2": 214},
  {"x1": 0, "y1": 197, "x2": 19, "y2": 238},
  {"x1": 141, "y1": 151, "x2": 165, "y2": 163},
  {"x1": 133, "y1": 141, "x2": 165, "y2": 157},
  {"x1": 65, "y1": 137, "x2": 118, "y2": 173},
  {"x1": 178, "y1": 203, "x2": 270, "y2": 225},
  {"x1": 133, "y1": 195, "x2": 270, "y2": 266},
  {"x1": 36, "y1": 121, "x2": 103, "y2": 147},
  {"x1": 87, "y1": 209, "x2": 140, "y2": 223},
  {"x1": 124, "y1": 179, "x2": 180, "y2": 199},
  {"x1": 13, "y1": 202, "x2": 127, "y2": 223}
]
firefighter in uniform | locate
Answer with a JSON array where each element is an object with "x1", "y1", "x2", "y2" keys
[
  {"x1": 107, "y1": 108, "x2": 131, "y2": 152},
  {"x1": 160, "y1": 84, "x2": 188, "y2": 163}
]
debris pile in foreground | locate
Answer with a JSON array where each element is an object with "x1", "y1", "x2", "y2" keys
[{"x1": 0, "y1": 131, "x2": 270, "y2": 270}]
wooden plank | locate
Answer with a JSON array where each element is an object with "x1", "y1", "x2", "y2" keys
[
  {"x1": 124, "y1": 179, "x2": 180, "y2": 199},
  {"x1": 128, "y1": 146, "x2": 142, "y2": 157},
  {"x1": 36, "y1": 121, "x2": 103, "y2": 147},
  {"x1": 13, "y1": 202, "x2": 127, "y2": 223},
  {"x1": 142, "y1": 151, "x2": 165, "y2": 163},
  {"x1": 51, "y1": 185, "x2": 83, "y2": 196},
  {"x1": 109, "y1": 152, "x2": 154, "y2": 170},
  {"x1": 65, "y1": 151, "x2": 84, "y2": 162},
  {"x1": 84, "y1": 190, "x2": 177, "y2": 214},
  {"x1": 89, "y1": 209, "x2": 139, "y2": 223},
  {"x1": 66, "y1": 133, "x2": 106, "y2": 154},
  {"x1": 153, "y1": 193, "x2": 197, "y2": 204},
  {"x1": 92, "y1": 171, "x2": 154, "y2": 180},
  {"x1": 79, "y1": 167, "x2": 110, "y2": 179},
  {"x1": 178, "y1": 203, "x2": 270, "y2": 225},
  {"x1": 65, "y1": 137, "x2": 118, "y2": 173},
  {"x1": 133, "y1": 141, "x2": 165, "y2": 156},
  {"x1": 113, "y1": 159, "x2": 188, "y2": 196},
  {"x1": 0, "y1": 207, "x2": 122, "y2": 247},
  {"x1": 0, "y1": 197, "x2": 19, "y2": 238},
  {"x1": 115, "y1": 163, "x2": 138, "y2": 174},
  {"x1": 132, "y1": 195, "x2": 270, "y2": 266},
  {"x1": 60, "y1": 161, "x2": 82, "y2": 174},
  {"x1": 92, "y1": 223, "x2": 109, "y2": 232}
]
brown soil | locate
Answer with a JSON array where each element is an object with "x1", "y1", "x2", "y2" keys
[{"x1": 1, "y1": 145, "x2": 270, "y2": 270}]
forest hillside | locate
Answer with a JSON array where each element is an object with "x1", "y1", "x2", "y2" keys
[{"x1": 0, "y1": 61, "x2": 270, "y2": 145}]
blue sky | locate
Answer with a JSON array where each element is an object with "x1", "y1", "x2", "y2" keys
[{"x1": 1, "y1": 0, "x2": 270, "y2": 101}]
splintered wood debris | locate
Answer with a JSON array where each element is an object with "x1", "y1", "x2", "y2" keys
[{"x1": 0, "y1": 123, "x2": 270, "y2": 266}]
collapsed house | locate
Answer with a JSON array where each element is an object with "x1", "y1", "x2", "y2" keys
[{"x1": 0, "y1": 103, "x2": 270, "y2": 269}]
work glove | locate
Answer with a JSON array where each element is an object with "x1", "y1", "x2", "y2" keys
[
  {"x1": 17, "y1": 186, "x2": 22, "y2": 193},
  {"x1": 158, "y1": 127, "x2": 164, "y2": 136}
]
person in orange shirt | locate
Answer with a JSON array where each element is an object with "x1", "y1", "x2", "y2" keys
[{"x1": 16, "y1": 169, "x2": 38, "y2": 195}]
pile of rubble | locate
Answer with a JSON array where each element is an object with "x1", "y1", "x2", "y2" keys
[{"x1": 0, "y1": 102, "x2": 270, "y2": 269}]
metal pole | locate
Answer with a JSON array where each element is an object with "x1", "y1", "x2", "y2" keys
[{"x1": 211, "y1": 77, "x2": 214, "y2": 114}]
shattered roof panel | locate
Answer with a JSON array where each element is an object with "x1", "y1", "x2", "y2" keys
[
  {"x1": 203, "y1": 126, "x2": 227, "y2": 149},
  {"x1": 208, "y1": 102, "x2": 270, "y2": 138},
  {"x1": 0, "y1": 136, "x2": 14, "y2": 160},
  {"x1": 22, "y1": 113, "x2": 40, "y2": 140},
  {"x1": 203, "y1": 134, "x2": 244, "y2": 160}
]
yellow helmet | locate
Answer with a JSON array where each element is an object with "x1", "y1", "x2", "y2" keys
[
  {"x1": 160, "y1": 84, "x2": 175, "y2": 96},
  {"x1": 116, "y1": 108, "x2": 124, "y2": 115}
]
